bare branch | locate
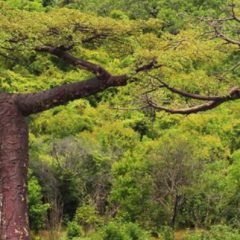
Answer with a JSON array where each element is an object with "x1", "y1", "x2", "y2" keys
[
  {"x1": 205, "y1": 4, "x2": 240, "y2": 23},
  {"x1": 149, "y1": 75, "x2": 229, "y2": 101},
  {"x1": 147, "y1": 98, "x2": 224, "y2": 114},
  {"x1": 17, "y1": 75, "x2": 128, "y2": 115},
  {"x1": 208, "y1": 3, "x2": 240, "y2": 46},
  {"x1": 214, "y1": 26, "x2": 240, "y2": 46},
  {"x1": 16, "y1": 46, "x2": 163, "y2": 115},
  {"x1": 35, "y1": 46, "x2": 111, "y2": 80},
  {"x1": 145, "y1": 86, "x2": 240, "y2": 114},
  {"x1": 19, "y1": 35, "x2": 240, "y2": 116}
]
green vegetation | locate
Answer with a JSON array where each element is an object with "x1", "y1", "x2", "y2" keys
[
  {"x1": 185, "y1": 225, "x2": 240, "y2": 240},
  {"x1": 1, "y1": 0, "x2": 240, "y2": 239}
]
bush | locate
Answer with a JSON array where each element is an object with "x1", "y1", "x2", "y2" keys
[
  {"x1": 124, "y1": 222, "x2": 149, "y2": 240},
  {"x1": 66, "y1": 221, "x2": 82, "y2": 239},
  {"x1": 98, "y1": 222, "x2": 149, "y2": 240},
  {"x1": 75, "y1": 204, "x2": 101, "y2": 234},
  {"x1": 101, "y1": 222, "x2": 129, "y2": 240}
]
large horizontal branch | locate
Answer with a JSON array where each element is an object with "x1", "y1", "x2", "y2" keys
[
  {"x1": 17, "y1": 75, "x2": 127, "y2": 115},
  {"x1": 36, "y1": 46, "x2": 111, "y2": 80},
  {"x1": 18, "y1": 44, "x2": 240, "y2": 116},
  {"x1": 16, "y1": 47, "x2": 160, "y2": 115}
]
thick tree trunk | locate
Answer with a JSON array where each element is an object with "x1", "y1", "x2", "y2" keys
[{"x1": 0, "y1": 94, "x2": 29, "y2": 240}]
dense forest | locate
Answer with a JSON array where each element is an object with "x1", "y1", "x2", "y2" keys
[{"x1": 0, "y1": 0, "x2": 240, "y2": 239}]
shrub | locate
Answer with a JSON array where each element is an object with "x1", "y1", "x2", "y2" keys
[
  {"x1": 123, "y1": 223, "x2": 149, "y2": 240},
  {"x1": 75, "y1": 204, "x2": 101, "y2": 234},
  {"x1": 66, "y1": 221, "x2": 82, "y2": 239},
  {"x1": 101, "y1": 222, "x2": 129, "y2": 240},
  {"x1": 98, "y1": 222, "x2": 149, "y2": 240}
]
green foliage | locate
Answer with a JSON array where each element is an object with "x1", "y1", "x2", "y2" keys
[
  {"x1": 28, "y1": 170, "x2": 50, "y2": 231},
  {"x1": 97, "y1": 222, "x2": 149, "y2": 240},
  {"x1": 185, "y1": 225, "x2": 240, "y2": 240},
  {"x1": 66, "y1": 221, "x2": 82, "y2": 239},
  {"x1": 100, "y1": 222, "x2": 129, "y2": 240},
  {"x1": 159, "y1": 226, "x2": 174, "y2": 240},
  {"x1": 124, "y1": 223, "x2": 149, "y2": 240},
  {"x1": 1, "y1": 0, "x2": 240, "y2": 238},
  {"x1": 110, "y1": 151, "x2": 154, "y2": 222},
  {"x1": 75, "y1": 204, "x2": 101, "y2": 233},
  {"x1": 3, "y1": 0, "x2": 45, "y2": 11}
]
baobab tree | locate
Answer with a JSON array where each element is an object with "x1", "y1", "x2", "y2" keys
[{"x1": 0, "y1": 3, "x2": 239, "y2": 240}]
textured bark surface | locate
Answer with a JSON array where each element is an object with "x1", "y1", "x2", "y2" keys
[
  {"x1": 17, "y1": 75, "x2": 127, "y2": 115},
  {"x1": 0, "y1": 94, "x2": 29, "y2": 240}
]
